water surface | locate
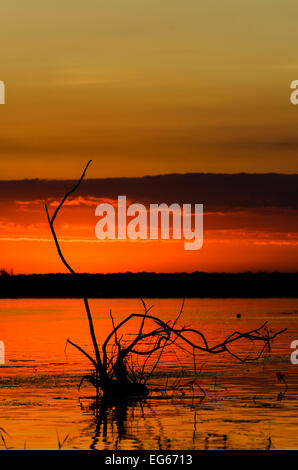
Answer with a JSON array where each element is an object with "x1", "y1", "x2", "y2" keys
[{"x1": 0, "y1": 298, "x2": 297, "y2": 450}]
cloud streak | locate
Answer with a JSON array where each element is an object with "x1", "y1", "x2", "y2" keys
[{"x1": 1, "y1": 173, "x2": 298, "y2": 212}]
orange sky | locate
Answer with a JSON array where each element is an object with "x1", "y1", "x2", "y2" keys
[
  {"x1": 0, "y1": 174, "x2": 297, "y2": 273},
  {"x1": 1, "y1": 1, "x2": 298, "y2": 179},
  {"x1": 1, "y1": 1, "x2": 298, "y2": 273},
  {"x1": 2, "y1": 235, "x2": 298, "y2": 274}
]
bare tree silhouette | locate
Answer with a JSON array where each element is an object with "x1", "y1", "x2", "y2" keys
[{"x1": 45, "y1": 161, "x2": 286, "y2": 399}]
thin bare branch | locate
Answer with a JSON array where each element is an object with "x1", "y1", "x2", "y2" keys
[
  {"x1": 45, "y1": 160, "x2": 102, "y2": 370},
  {"x1": 66, "y1": 339, "x2": 97, "y2": 368}
]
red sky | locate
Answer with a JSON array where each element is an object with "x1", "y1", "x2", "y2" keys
[{"x1": 0, "y1": 172, "x2": 297, "y2": 273}]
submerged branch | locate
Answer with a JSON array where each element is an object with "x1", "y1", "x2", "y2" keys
[
  {"x1": 103, "y1": 312, "x2": 286, "y2": 366},
  {"x1": 46, "y1": 160, "x2": 287, "y2": 399}
]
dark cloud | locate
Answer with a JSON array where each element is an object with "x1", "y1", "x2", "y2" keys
[{"x1": 0, "y1": 173, "x2": 298, "y2": 212}]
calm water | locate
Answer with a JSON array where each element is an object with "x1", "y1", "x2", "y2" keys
[{"x1": 0, "y1": 298, "x2": 298, "y2": 450}]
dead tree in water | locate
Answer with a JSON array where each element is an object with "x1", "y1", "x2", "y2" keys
[{"x1": 45, "y1": 161, "x2": 286, "y2": 399}]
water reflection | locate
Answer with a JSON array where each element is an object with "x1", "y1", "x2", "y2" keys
[
  {"x1": 80, "y1": 397, "x2": 166, "y2": 450},
  {"x1": 77, "y1": 387, "x2": 287, "y2": 451},
  {"x1": 79, "y1": 394, "x2": 213, "y2": 450},
  {"x1": 1, "y1": 298, "x2": 298, "y2": 449}
]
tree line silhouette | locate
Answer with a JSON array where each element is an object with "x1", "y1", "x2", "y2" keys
[{"x1": 0, "y1": 270, "x2": 297, "y2": 298}]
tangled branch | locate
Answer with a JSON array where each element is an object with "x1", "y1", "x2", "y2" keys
[{"x1": 46, "y1": 161, "x2": 287, "y2": 398}]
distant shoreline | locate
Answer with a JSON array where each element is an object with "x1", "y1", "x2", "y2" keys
[{"x1": 0, "y1": 272, "x2": 297, "y2": 299}]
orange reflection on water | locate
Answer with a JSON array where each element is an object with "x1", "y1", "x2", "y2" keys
[{"x1": 1, "y1": 298, "x2": 298, "y2": 450}]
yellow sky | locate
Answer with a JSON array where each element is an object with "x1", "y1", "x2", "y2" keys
[{"x1": 1, "y1": 0, "x2": 298, "y2": 179}]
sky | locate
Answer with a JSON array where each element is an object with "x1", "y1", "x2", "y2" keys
[
  {"x1": 0, "y1": 172, "x2": 297, "y2": 273},
  {"x1": 0, "y1": 1, "x2": 298, "y2": 273}
]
